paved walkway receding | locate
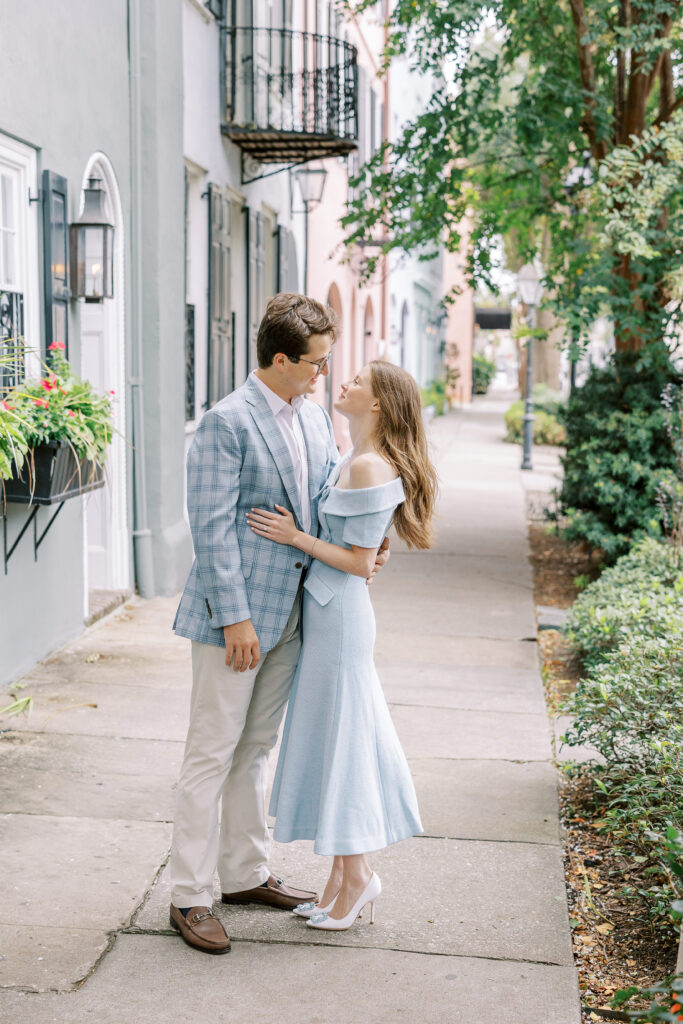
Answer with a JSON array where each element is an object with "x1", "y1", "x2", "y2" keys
[{"x1": 0, "y1": 394, "x2": 580, "y2": 1024}]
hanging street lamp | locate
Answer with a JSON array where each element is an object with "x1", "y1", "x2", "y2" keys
[
  {"x1": 70, "y1": 177, "x2": 114, "y2": 302},
  {"x1": 294, "y1": 163, "x2": 328, "y2": 294}
]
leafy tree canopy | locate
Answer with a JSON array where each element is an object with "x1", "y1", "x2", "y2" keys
[{"x1": 343, "y1": 0, "x2": 683, "y2": 354}]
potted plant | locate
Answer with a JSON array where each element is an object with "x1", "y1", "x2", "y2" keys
[{"x1": 1, "y1": 342, "x2": 114, "y2": 506}]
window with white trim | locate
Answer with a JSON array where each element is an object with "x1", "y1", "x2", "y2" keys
[{"x1": 0, "y1": 135, "x2": 39, "y2": 387}]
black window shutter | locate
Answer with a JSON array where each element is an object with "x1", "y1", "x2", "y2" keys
[
  {"x1": 246, "y1": 208, "x2": 265, "y2": 374},
  {"x1": 206, "y1": 0, "x2": 223, "y2": 18},
  {"x1": 42, "y1": 170, "x2": 70, "y2": 359},
  {"x1": 276, "y1": 225, "x2": 288, "y2": 293},
  {"x1": 276, "y1": 225, "x2": 299, "y2": 293},
  {"x1": 207, "y1": 183, "x2": 233, "y2": 407}
]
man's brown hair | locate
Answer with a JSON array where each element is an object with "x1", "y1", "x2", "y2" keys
[{"x1": 256, "y1": 293, "x2": 339, "y2": 368}]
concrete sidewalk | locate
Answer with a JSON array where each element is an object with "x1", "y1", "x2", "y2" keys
[{"x1": 0, "y1": 394, "x2": 580, "y2": 1023}]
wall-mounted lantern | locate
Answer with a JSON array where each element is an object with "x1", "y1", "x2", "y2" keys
[{"x1": 70, "y1": 177, "x2": 114, "y2": 302}]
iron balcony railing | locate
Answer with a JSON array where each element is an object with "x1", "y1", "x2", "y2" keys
[
  {"x1": 224, "y1": 27, "x2": 358, "y2": 162},
  {"x1": 0, "y1": 289, "x2": 25, "y2": 389}
]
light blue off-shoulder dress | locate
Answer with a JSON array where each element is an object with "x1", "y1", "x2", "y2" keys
[{"x1": 269, "y1": 457, "x2": 423, "y2": 855}]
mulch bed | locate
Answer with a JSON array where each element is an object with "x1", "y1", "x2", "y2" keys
[{"x1": 527, "y1": 522, "x2": 679, "y2": 1022}]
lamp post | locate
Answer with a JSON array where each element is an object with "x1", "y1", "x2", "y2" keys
[
  {"x1": 517, "y1": 260, "x2": 544, "y2": 471},
  {"x1": 294, "y1": 163, "x2": 328, "y2": 294},
  {"x1": 563, "y1": 159, "x2": 593, "y2": 393}
]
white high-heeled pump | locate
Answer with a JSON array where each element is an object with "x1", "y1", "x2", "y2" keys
[
  {"x1": 306, "y1": 873, "x2": 381, "y2": 931},
  {"x1": 292, "y1": 893, "x2": 338, "y2": 918}
]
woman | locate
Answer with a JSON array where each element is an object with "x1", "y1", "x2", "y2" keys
[{"x1": 246, "y1": 360, "x2": 437, "y2": 931}]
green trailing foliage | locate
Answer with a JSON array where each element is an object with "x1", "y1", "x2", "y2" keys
[
  {"x1": 556, "y1": 349, "x2": 682, "y2": 560},
  {"x1": 0, "y1": 343, "x2": 114, "y2": 486}
]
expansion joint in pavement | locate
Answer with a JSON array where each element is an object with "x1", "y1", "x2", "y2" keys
[
  {"x1": 388, "y1": 701, "x2": 549, "y2": 716},
  {"x1": 118, "y1": 930, "x2": 570, "y2": 969}
]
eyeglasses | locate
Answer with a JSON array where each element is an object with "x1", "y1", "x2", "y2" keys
[{"x1": 288, "y1": 353, "x2": 332, "y2": 373}]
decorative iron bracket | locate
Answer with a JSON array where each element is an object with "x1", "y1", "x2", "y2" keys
[
  {"x1": 2, "y1": 501, "x2": 67, "y2": 575},
  {"x1": 240, "y1": 151, "x2": 311, "y2": 185}
]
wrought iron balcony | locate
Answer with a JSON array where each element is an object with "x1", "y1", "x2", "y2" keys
[
  {"x1": 0, "y1": 290, "x2": 25, "y2": 389},
  {"x1": 224, "y1": 27, "x2": 358, "y2": 164}
]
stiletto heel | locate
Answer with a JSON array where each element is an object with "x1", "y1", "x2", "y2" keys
[{"x1": 306, "y1": 873, "x2": 381, "y2": 931}]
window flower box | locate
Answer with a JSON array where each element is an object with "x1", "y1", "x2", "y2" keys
[{"x1": 4, "y1": 440, "x2": 104, "y2": 505}]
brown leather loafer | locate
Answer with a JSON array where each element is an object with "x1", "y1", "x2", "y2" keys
[
  {"x1": 169, "y1": 904, "x2": 231, "y2": 954},
  {"x1": 222, "y1": 875, "x2": 317, "y2": 910}
]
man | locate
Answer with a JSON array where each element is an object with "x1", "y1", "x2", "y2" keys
[{"x1": 170, "y1": 293, "x2": 386, "y2": 954}]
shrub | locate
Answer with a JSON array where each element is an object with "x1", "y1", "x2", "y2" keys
[
  {"x1": 557, "y1": 348, "x2": 682, "y2": 560},
  {"x1": 420, "y1": 377, "x2": 448, "y2": 415},
  {"x1": 566, "y1": 537, "x2": 683, "y2": 669},
  {"x1": 530, "y1": 383, "x2": 565, "y2": 419},
  {"x1": 504, "y1": 401, "x2": 566, "y2": 445},
  {"x1": 472, "y1": 353, "x2": 496, "y2": 394},
  {"x1": 562, "y1": 538, "x2": 683, "y2": 942},
  {"x1": 562, "y1": 631, "x2": 683, "y2": 940}
]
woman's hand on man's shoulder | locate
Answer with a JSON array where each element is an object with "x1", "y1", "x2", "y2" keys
[{"x1": 348, "y1": 452, "x2": 398, "y2": 489}]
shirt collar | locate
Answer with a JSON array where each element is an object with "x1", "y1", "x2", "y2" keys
[{"x1": 251, "y1": 371, "x2": 304, "y2": 417}]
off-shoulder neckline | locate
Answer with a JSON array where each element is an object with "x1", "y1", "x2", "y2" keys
[{"x1": 331, "y1": 476, "x2": 401, "y2": 493}]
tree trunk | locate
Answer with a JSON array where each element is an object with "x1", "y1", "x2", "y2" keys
[
  {"x1": 533, "y1": 308, "x2": 562, "y2": 390},
  {"x1": 613, "y1": 253, "x2": 646, "y2": 352}
]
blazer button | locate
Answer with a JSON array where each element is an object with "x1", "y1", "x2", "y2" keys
[{"x1": 295, "y1": 561, "x2": 303, "y2": 569}]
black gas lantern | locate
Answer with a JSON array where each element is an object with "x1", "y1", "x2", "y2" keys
[{"x1": 70, "y1": 177, "x2": 114, "y2": 302}]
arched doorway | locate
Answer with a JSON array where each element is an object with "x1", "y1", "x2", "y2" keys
[
  {"x1": 325, "y1": 283, "x2": 342, "y2": 415},
  {"x1": 78, "y1": 154, "x2": 129, "y2": 615},
  {"x1": 363, "y1": 297, "x2": 374, "y2": 363}
]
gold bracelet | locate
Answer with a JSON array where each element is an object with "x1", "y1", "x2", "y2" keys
[{"x1": 310, "y1": 538, "x2": 318, "y2": 558}]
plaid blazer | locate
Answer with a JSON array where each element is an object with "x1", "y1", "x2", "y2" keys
[{"x1": 173, "y1": 376, "x2": 339, "y2": 653}]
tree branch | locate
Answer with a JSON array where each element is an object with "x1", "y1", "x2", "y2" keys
[
  {"x1": 569, "y1": 0, "x2": 609, "y2": 160},
  {"x1": 624, "y1": 7, "x2": 675, "y2": 137},
  {"x1": 615, "y1": 0, "x2": 628, "y2": 144}
]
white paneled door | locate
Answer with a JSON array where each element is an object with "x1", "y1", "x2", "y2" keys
[
  {"x1": 81, "y1": 301, "x2": 110, "y2": 589},
  {"x1": 78, "y1": 155, "x2": 128, "y2": 610}
]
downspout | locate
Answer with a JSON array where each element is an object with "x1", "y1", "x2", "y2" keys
[
  {"x1": 380, "y1": 0, "x2": 390, "y2": 345},
  {"x1": 127, "y1": 0, "x2": 155, "y2": 597}
]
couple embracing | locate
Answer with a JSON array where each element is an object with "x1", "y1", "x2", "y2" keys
[{"x1": 170, "y1": 293, "x2": 437, "y2": 954}]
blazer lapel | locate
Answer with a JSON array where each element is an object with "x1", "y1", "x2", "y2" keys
[
  {"x1": 244, "y1": 377, "x2": 303, "y2": 525},
  {"x1": 299, "y1": 403, "x2": 326, "y2": 506}
]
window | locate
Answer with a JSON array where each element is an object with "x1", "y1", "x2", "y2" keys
[
  {"x1": 0, "y1": 135, "x2": 39, "y2": 386},
  {"x1": 207, "y1": 184, "x2": 234, "y2": 406}
]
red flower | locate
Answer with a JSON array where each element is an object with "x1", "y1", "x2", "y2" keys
[
  {"x1": 48, "y1": 341, "x2": 66, "y2": 351},
  {"x1": 40, "y1": 379, "x2": 54, "y2": 392},
  {"x1": 1, "y1": 400, "x2": 10, "y2": 411},
  {"x1": 67, "y1": 410, "x2": 76, "y2": 418},
  {"x1": 109, "y1": 389, "x2": 116, "y2": 396},
  {"x1": 33, "y1": 398, "x2": 49, "y2": 409}
]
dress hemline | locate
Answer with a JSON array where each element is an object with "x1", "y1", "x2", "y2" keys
[{"x1": 272, "y1": 824, "x2": 424, "y2": 856}]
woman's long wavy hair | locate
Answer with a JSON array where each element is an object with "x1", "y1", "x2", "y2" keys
[{"x1": 369, "y1": 360, "x2": 438, "y2": 550}]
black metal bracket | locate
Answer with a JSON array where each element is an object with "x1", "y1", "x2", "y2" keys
[
  {"x1": 240, "y1": 151, "x2": 311, "y2": 186},
  {"x1": 2, "y1": 501, "x2": 66, "y2": 575}
]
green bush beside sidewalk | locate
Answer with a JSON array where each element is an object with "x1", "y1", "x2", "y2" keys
[{"x1": 561, "y1": 537, "x2": 683, "y2": 957}]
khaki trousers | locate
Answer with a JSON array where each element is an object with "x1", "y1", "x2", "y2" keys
[{"x1": 169, "y1": 601, "x2": 301, "y2": 908}]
